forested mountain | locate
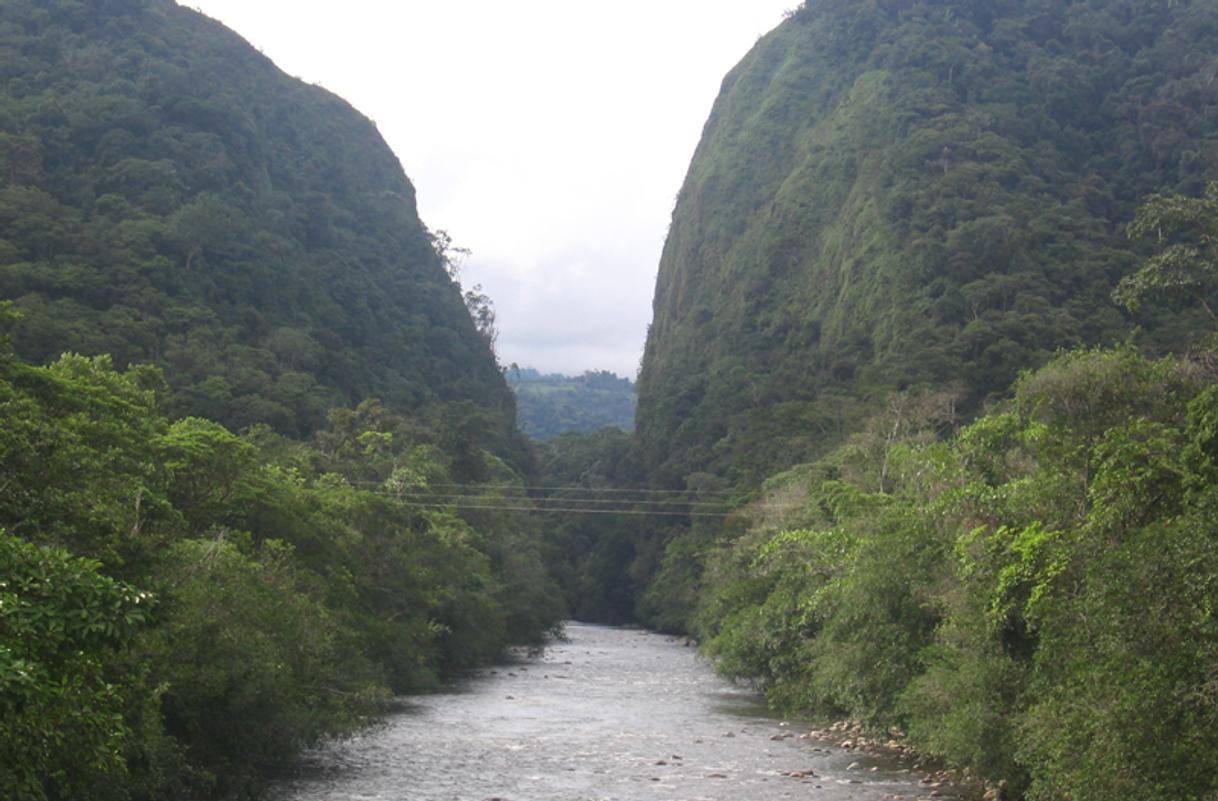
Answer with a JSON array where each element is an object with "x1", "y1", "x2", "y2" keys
[
  {"x1": 508, "y1": 367, "x2": 636, "y2": 439},
  {"x1": 636, "y1": 0, "x2": 1218, "y2": 489},
  {"x1": 606, "y1": 3, "x2": 1218, "y2": 799},
  {"x1": 7, "y1": 0, "x2": 1218, "y2": 799},
  {"x1": 0, "y1": 3, "x2": 560, "y2": 799},
  {"x1": 0, "y1": 0, "x2": 517, "y2": 449}
]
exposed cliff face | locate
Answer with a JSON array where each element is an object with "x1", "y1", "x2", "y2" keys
[
  {"x1": 0, "y1": 0, "x2": 514, "y2": 441},
  {"x1": 635, "y1": 0, "x2": 1218, "y2": 489}
]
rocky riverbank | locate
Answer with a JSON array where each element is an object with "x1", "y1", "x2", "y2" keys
[{"x1": 802, "y1": 720, "x2": 994, "y2": 801}]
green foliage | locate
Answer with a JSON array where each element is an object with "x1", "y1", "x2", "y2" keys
[
  {"x1": 698, "y1": 525, "x2": 856, "y2": 692},
  {"x1": 697, "y1": 440, "x2": 945, "y2": 723},
  {"x1": 140, "y1": 538, "x2": 387, "y2": 796},
  {"x1": 909, "y1": 348, "x2": 1214, "y2": 796},
  {"x1": 0, "y1": 532, "x2": 154, "y2": 801},
  {"x1": 153, "y1": 417, "x2": 259, "y2": 527},
  {"x1": 637, "y1": 521, "x2": 726, "y2": 634},
  {"x1": 1115, "y1": 180, "x2": 1218, "y2": 327},
  {"x1": 0, "y1": 339, "x2": 563, "y2": 798},
  {"x1": 689, "y1": 347, "x2": 1218, "y2": 800},
  {"x1": 901, "y1": 634, "x2": 1027, "y2": 790},
  {"x1": 562, "y1": 0, "x2": 1218, "y2": 795},
  {"x1": 0, "y1": 352, "x2": 168, "y2": 568},
  {"x1": 1014, "y1": 518, "x2": 1218, "y2": 801},
  {"x1": 0, "y1": 3, "x2": 558, "y2": 798},
  {"x1": 509, "y1": 368, "x2": 636, "y2": 439},
  {"x1": 532, "y1": 426, "x2": 642, "y2": 623},
  {"x1": 637, "y1": 0, "x2": 1218, "y2": 496},
  {"x1": 0, "y1": 0, "x2": 516, "y2": 456}
]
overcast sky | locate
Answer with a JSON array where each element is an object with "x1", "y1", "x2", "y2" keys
[{"x1": 188, "y1": 1, "x2": 794, "y2": 377}]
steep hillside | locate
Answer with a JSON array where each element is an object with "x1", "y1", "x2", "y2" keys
[
  {"x1": 0, "y1": 0, "x2": 515, "y2": 443},
  {"x1": 619, "y1": 8, "x2": 1218, "y2": 793},
  {"x1": 636, "y1": 0, "x2": 1218, "y2": 489},
  {"x1": 0, "y1": 4, "x2": 563, "y2": 797}
]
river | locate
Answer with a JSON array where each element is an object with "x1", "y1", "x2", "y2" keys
[{"x1": 270, "y1": 623, "x2": 963, "y2": 801}]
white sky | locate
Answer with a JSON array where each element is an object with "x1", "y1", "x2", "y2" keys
[{"x1": 187, "y1": 1, "x2": 794, "y2": 377}]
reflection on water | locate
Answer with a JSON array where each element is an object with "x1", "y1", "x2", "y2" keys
[{"x1": 271, "y1": 623, "x2": 956, "y2": 801}]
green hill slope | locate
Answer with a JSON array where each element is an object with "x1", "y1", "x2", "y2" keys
[
  {"x1": 0, "y1": 4, "x2": 560, "y2": 797},
  {"x1": 509, "y1": 368, "x2": 636, "y2": 439},
  {"x1": 636, "y1": 0, "x2": 1218, "y2": 489},
  {"x1": 0, "y1": 0, "x2": 514, "y2": 442},
  {"x1": 617, "y1": 7, "x2": 1218, "y2": 794}
]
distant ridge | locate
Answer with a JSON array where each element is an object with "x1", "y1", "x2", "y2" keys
[{"x1": 508, "y1": 367, "x2": 636, "y2": 439}]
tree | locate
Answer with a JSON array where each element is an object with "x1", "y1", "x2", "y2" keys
[
  {"x1": 1114, "y1": 181, "x2": 1218, "y2": 326},
  {"x1": 0, "y1": 532, "x2": 155, "y2": 801},
  {"x1": 463, "y1": 284, "x2": 498, "y2": 351},
  {"x1": 430, "y1": 228, "x2": 470, "y2": 282},
  {"x1": 139, "y1": 538, "x2": 387, "y2": 796}
]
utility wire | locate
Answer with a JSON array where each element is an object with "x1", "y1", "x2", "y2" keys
[
  {"x1": 399, "y1": 501, "x2": 735, "y2": 517},
  {"x1": 320, "y1": 479, "x2": 873, "y2": 518},
  {"x1": 381, "y1": 492, "x2": 732, "y2": 508},
  {"x1": 353, "y1": 485, "x2": 881, "y2": 518},
  {"x1": 345, "y1": 480, "x2": 740, "y2": 497}
]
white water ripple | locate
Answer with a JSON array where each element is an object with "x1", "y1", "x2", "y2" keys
[{"x1": 270, "y1": 623, "x2": 952, "y2": 801}]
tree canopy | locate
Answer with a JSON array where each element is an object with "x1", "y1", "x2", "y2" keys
[
  {"x1": 0, "y1": 337, "x2": 563, "y2": 800},
  {"x1": 637, "y1": 0, "x2": 1218, "y2": 491},
  {"x1": 0, "y1": 0, "x2": 517, "y2": 454},
  {"x1": 0, "y1": 4, "x2": 558, "y2": 798}
]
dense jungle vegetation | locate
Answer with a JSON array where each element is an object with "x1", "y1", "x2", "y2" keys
[
  {"x1": 596, "y1": 0, "x2": 1218, "y2": 799},
  {"x1": 0, "y1": 314, "x2": 563, "y2": 799},
  {"x1": 6, "y1": 0, "x2": 1218, "y2": 800},
  {"x1": 638, "y1": 0, "x2": 1218, "y2": 490},
  {"x1": 0, "y1": 2, "x2": 560, "y2": 799},
  {"x1": 627, "y1": 0, "x2": 1218, "y2": 653},
  {"x1": 0, "y1": 0, "x2": 519, "y2": 452},
  {"x1": 695, "y1": 343, "x2": 1218, "y2": 801}
]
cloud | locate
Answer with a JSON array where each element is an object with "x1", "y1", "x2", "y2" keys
[
  {"x1": 466, "y1": 242, "x2": 657, "y2": 378},
  {"x1": 190, "y1": 0, "x2": 794, "y2": 376}
]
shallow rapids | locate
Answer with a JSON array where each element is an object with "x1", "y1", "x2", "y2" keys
[{"x1": 270, "y1": 623, "x2": 959, "y2": 801}]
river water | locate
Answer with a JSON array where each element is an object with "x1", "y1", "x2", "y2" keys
[{"x1": 271, "y1": 623, "x2": 959, "y2": 801}]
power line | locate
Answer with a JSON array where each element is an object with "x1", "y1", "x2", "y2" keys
[
  {"x1": 399, "y1": 501, "x2": 735, "y2": 517},
  {"x1": 319, "y1": 479, "x2": 890, "y2": 519},
  {"x1": 381, "y1": 492, "x2": 732, "y2": 509},
  {"x1": 346, "y1": 480, "x2": 741, "y2": 497},
  {"x1": 353, "y1": 485, "x2": 888, "y2": 518},
  {"x1": 446, "y1": 483, "x2": 738, "y2": 496}
]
